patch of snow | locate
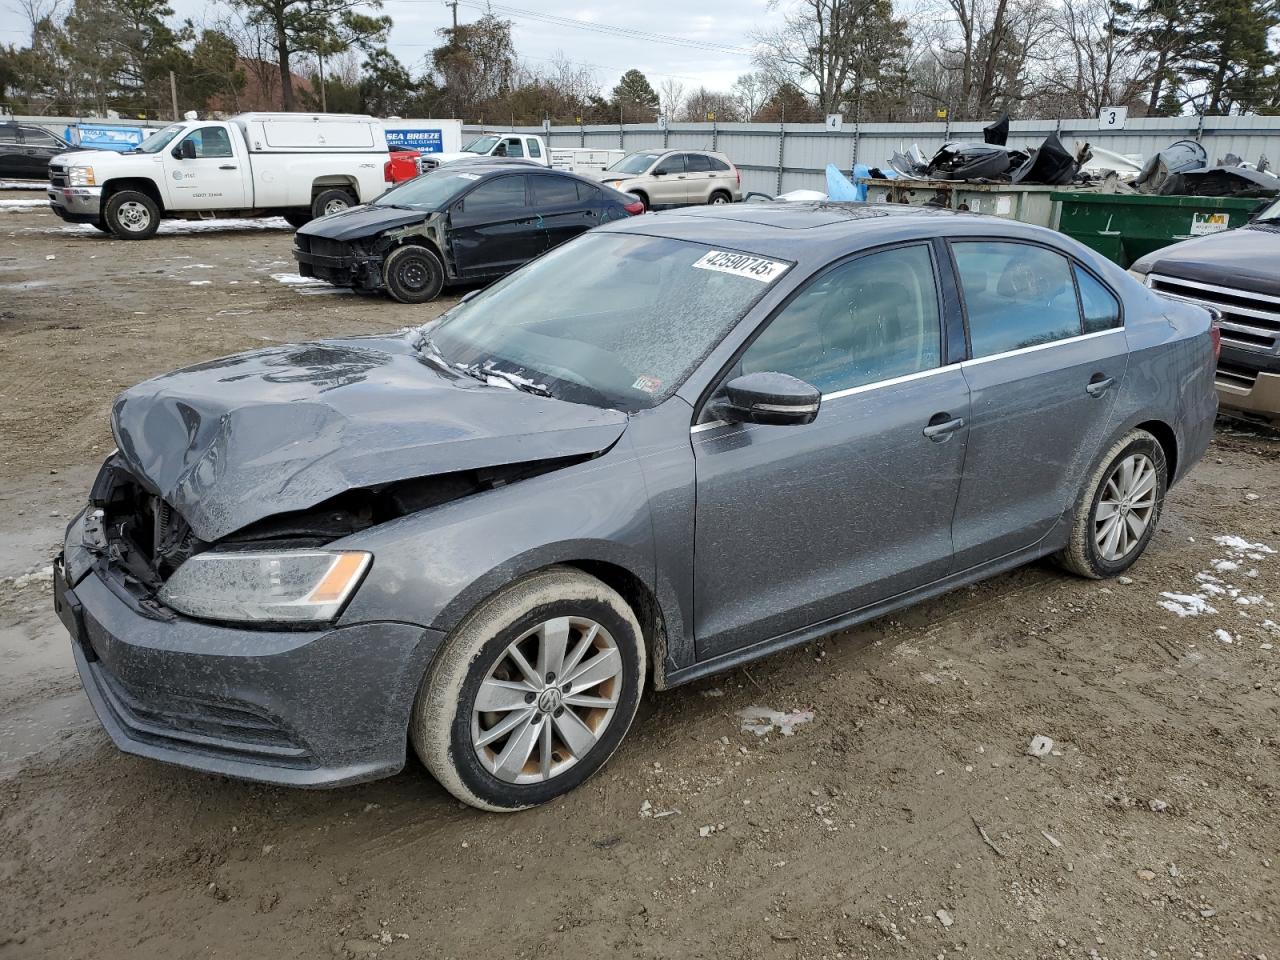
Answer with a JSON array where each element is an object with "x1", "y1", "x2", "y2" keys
[
  {"x1": 738, "y1": 706, "x2": 814, "y2": 737},
  {"x1": 1211, "y1": 559, "x2": 1240, "y2": 573},
  {"x1": 1159, "y1": 593, "x2": 1217, "y2": 617},
  {"x1": 0, "y1": 198, "x2": 49, "y2": 210},
  {"x1": 1214, "y1": 628, "x2": 1235, "y2": 644},
  {"x1": 188, "y1": 280, "x2": 212, "y2": 286},
  {"x1": 1213, "y1": 535, "x2": 1275, "y2": 556}
]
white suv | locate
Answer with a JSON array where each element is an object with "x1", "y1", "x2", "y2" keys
[{"x1": 598, "y1": 150, "x2": 741, "y2": 210}]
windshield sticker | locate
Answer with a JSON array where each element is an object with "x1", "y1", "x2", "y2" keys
[
  {"x1": 692, "y1": 251, "x2": 789, "y2": 283},
  {"x1": 632, "y1": 375, "x2": 663, "y2": 394},
  {"x1": 456, "y1": 172, "x2": 481, "y2": 181}
]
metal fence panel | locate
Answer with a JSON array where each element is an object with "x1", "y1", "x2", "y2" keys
[{"x1": 464, "y1": 116, "x2": 1280, "y2": 195}]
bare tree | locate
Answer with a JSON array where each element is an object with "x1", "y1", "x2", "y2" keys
[
  {"x1": 730, "y1": 71, "x2": 772, "y2": 120},
  {"x1": 657, "y1": 76, "x2": 684, "y2": 119},
  {"x1": 7, "y1": 0, "x2": 61, "y2": 41}
]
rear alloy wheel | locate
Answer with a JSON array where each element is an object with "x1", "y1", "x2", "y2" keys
[
  {"x1": 382, "y1": 244, "x2": 444, "y2": 304},
  {"x1": 310, "y1": 188, "x2": 356, "y2": 220},
  {"x1": 1059, "y1": 429, "x2": 1167, "y2": 578},
  {"x1": 104, "y1": 190, "x2": 160, "y2": 240},
  {"x1": 709, "y1": 190, "x2": 732, "y2": 205},
  {"x1": 411, "y1": 567, "x2": 646, "y2": 811}
]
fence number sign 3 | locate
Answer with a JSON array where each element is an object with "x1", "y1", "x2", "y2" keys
[{"x1": 1098, "y1": 107, "x2": 1128, "y2": 130}]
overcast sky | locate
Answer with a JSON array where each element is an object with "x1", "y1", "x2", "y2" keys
[{"x1": 146, "y1": 0, "x2": 775, "y2": 96}]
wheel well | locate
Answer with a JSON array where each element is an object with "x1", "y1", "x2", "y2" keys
[
  {"x1": 710, "y1": 188, "x2": 731, "y2": 198},
  {"x1": 102, "y1": 178, "x2": 163, "y2": 212},
  {"x1": 567, "y1": 560, "x2": 668, "y2": 688},
  {"x1": 1136, "y1": 419, "x2": 1178, "y2": 484},
  {"x1": 312, "y1": 176, "x2": 358, "y2": 199},
  {"x1": 629, "y1": 189, "x2": 648, "y2": 204}
]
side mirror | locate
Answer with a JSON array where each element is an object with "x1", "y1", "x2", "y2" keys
[
  {"x1": 714, "y1": 371, "x2": 821, "y2": 426},
  {"x1": 652, "y1": 168, "x2": 666, "y2": 177},
  {"x1": 174, "y1": 139, "x2": 196, "y2": 160}
]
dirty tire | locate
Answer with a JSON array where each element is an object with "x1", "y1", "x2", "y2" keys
[
  {"x1": 104, "y1": 190, "x2": 160, "y2": 240},
  {"x1": 411, "y1": 567, "x2": 646, "y2": 812},
  {"x1": 382, "y1": 244, "x2": 444, "y2": 304},
  {"x1": 709, "y1": 190, "x2": 732, "y2": 205},
  {"x1": 1059, "y1": 429, "x2": 1167, "y2": 579},
  {"x1": 283, "y1": 211, "x2": 312, "y2": 229},
  {"x1": 310, "y1": 188, "x2": 356, "y2": 220}
]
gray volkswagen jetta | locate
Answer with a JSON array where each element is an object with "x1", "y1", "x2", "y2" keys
[{"x1": 54, "y1": 203, "x2": 1218, "y2": 811}]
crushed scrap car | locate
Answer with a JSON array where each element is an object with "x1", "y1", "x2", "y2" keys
[
  {"x1": 54, "y1": 202, "x2": 1217, "y2": 812},
  {"x1": 293, "y1": 162, "x2": 643, "y2": 302}
]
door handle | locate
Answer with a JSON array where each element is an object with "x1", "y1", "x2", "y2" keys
[
  {"x1": 922, "y1": 415, "x2": 965, "y2": 441},
  {"x1": 218, "y1": 164, "x2": 237, "y2": 170},
  {"x1": 1085, "y1": 375, "x2": 1114, "y2": 398}
]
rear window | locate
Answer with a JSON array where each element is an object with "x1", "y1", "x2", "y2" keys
[
  {"x1": 0, "y1": 126, "x2": 17, "y2": 143},
  {"x1": 532, "y1": 175, "x2": 579, "y2": 208},
  {"x1": 709, "y1": 156, "x2": 731, "y2": 171},
  {"x1": 685, "y1": 153, "x2": 712, "y2": 172},
  {"x1": 952, "y1": 241, "x2": 1082, "y2": 357},
  {"x1": 1075, "y1": 265, "x2": 1122, "y2": 332}
]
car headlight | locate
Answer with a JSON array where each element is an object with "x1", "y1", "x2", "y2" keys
[
  {"x1": 68, "y1": 166, "x2": 95, "y2": 186},
  {"x1": 158, "y1": 550, "x2": 371, "y2": 624}
]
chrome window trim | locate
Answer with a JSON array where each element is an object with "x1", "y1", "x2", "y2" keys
[{"x1": 689, "y1": 327, "x2": 1125, "y2": 436}]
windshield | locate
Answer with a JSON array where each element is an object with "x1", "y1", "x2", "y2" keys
[
  {"x1": 607, "y1": 152, "x2": 661, "y2": 175},
  {"x1": 416, "y1": 232, "x2": 792, "y2": 410},
  {"x1": 1255, "y1": 196, "x2": 1280, "y2": 221},
  {"x1": 462, "y1": 135, "x2": 500, "y2": 155},
  {"x1": 134, "y1": 124, "x2": 186, "y2": 154},
  {"x1": 373, "y1": 170, "x2": 482, "y2": 210}
]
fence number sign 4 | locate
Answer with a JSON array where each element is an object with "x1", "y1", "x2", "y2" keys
[
  {"x1": 825, "y1": 114, "x2": 843, "y2": 132},
  {"x1": 1098, "y1": 107, "x2": 1127, "y2": 130}
]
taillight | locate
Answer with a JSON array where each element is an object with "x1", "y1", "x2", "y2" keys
[
  {"x1": 1210, "y1": 321, "x2": 1221, "y2": 362},
  {"x1": 624, "y1": 199, "x2": 645, "y2": 216},
  {"x1": 383, "y1": 159, "x2": 393, "y2": 183},
  {"x1": 735, "y1": 166, "x2": 740, "y2": 187}
]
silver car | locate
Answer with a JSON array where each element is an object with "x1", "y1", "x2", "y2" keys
[
  {"x1": 598, "y1": 149, "x2": 741, "y2": 210},
  {"x1": 55, "y1": 204, "x2": 1217, "y2": 812}
]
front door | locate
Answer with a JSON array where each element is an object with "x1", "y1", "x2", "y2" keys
[
  {"x1": 449, "y1": 174, "x2": 543, "y2": 277},
  {"x1": 947, "y1": 240, "x2": 1129, "y2": 569},
  {"x1": 161, "y1": 125, "x2": 247, "y2": 209},
  {"x1": 19, "y1": 126, "x2": 65, "y2": 178},
  {"x1": 648, "y1": 153, "x2": 688, "y2": 207},
  {"x1": 693, "y1": 243, "x2": 970, "y2": 660}
]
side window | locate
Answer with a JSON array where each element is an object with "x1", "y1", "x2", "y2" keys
[
  {"x1": 503, "y1": 137, "x2": 524, "y2": 158},
  {"x1": 685, "y1": 153, "x2": 712, "y2": 172},
  {"x1": 531, "y1": 175, "x2": 578, "y2": 208},
  {"x1": 0, "y1": 127, "x2": 18, "y2": 143},
  {"x1": 575, "y1": 181, "x2": 601, "y2": 204},
  {"x1": 22, "y1": 127, "x2": 60, "y2": 147},
  {"x1": 654, "y1": 154, "x2": 685, "y2": 175},
  {"x1": 527, "y1": 139, "x2": 541, "y2": 158},
  {"x1": 459, "y1": 175, "x2": 526, "y2": 216},
  {"x1": 952, "y1": 241, "x2": 1081, "y2": 358},
  {"x1": 1075, "y1": 264, "x2": 1122, "y2": 332},
  {"x1": 708, "y1": 156, "x2": 731, "y2": 172},
  {"x1": 183, "y1": 126, "x2": 233, "y2": 159},
  {"x1": 739, "y1": 245, "x2": 942, "y2": 394}
]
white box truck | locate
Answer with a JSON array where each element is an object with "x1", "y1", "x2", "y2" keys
[
  {"x1": 47, "y1": 112, "x2": 390, "y2": 239},
  {"x1": 382, "y1": 119, "x2": 464, "y2": 156},
  {"x1": 550, "y1": 147, "x2": 626, "y2": 175}
]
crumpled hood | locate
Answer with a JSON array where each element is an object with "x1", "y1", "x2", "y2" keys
[
  {"x1": 297, "y1": 204, "x2": 427, "y2": 242},
  {"x1": 111, "y1": 335, "x2": 628, "y2": 541},
  {"x1": 1134, "y1": 225, "x2": 1280, "y2": 298}
]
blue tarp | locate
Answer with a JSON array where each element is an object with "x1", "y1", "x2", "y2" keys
[{"x1": 826, "y1": 163, "x2": 864, "y2": 201}]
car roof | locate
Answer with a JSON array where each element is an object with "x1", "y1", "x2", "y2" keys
[{"x1": 597, "y1": 201, "x2": 1075, "y2": 264}]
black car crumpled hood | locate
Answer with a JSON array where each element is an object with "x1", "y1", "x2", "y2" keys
[
  {"x1": 1137, "y1": 224, "x2": 1280, "y2": 298},
  {"x1": 111, "y1": 335, "x2": 628, "y2": 541},
  {"x1": 297, "y1": 204, "x2": 427, "y2": 242}
]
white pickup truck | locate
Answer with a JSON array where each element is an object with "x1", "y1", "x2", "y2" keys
[
  {"x1": 422, "y1": 133, "x2": 624, "y2": 175},
  {"x1": 46, "y1": 112, "x2": 389, "y2": 239}
]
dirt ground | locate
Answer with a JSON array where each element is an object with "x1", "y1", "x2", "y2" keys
[{"x1": 1, "y1": 196, "x2": 1278, "y2": 960}]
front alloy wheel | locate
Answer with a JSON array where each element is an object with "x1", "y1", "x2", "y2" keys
[
  {"x1": 411, "y1": 567, "x2": 645, "y2": 811},
  {"x1": 471, "y1": 616, "x2": 622, "y2": 783}
]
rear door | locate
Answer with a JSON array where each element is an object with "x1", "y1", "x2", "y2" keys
[
  {"x1": 692, "y1": 243, "x2": 970, "y2": 659},
  {"x1": 530, "y1": 173, "x2": 598, "y2": 252},
  {"x1": 449, "y1": 174, "x2": 541, "y2": 277},
  {"x1": 19, "y1": 127, "x2": 65, "y2": 178},
  {"x1": 683, "y1": 152, "x2": 716, "y2": 202},
  {"x1": 161, "y1": 125, "x2": 247, "y2": 209},
  {"x1": 0, "y1": 126, "x2": 24, "y2": 178},
  {"x1": 649, "y1": 153, "x2": 688, "y2": 206},
  {"x1": 947, "y1": 239, "x2": 1128, "y2": 569}
]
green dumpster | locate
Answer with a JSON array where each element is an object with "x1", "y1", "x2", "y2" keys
[{"x1": 1051, "y1": 192, "x2": 1269, "y2": 268}]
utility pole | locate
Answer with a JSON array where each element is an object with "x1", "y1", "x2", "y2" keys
[
  {"x1": 318, "y1": 52, "x2": 327, "y2": 112},
  {"x1": 169, "y1": 70, "x2": 178, "y2": 121},
  {"x1": 447, "y1": 0, "x2": 458, "y2": 33}
]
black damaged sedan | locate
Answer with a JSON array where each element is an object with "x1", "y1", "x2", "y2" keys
[{"x1": 294, "y1": 163, "x2": 643, "y2": 303}]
